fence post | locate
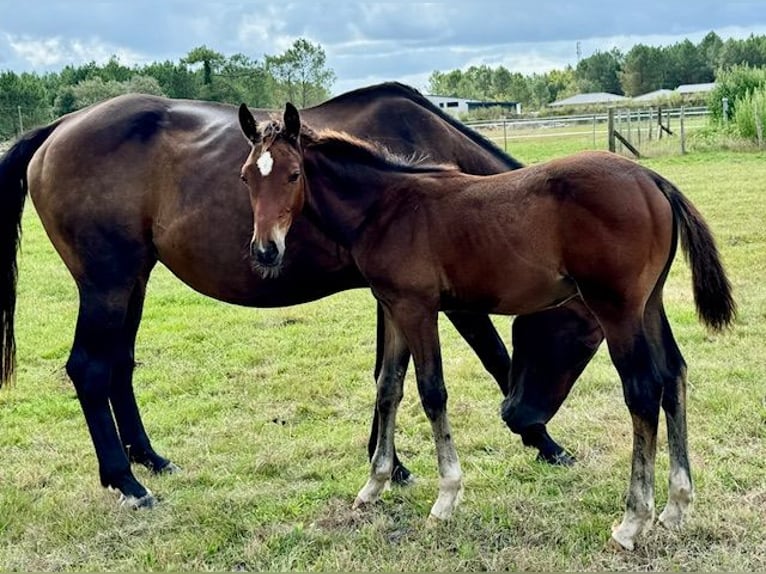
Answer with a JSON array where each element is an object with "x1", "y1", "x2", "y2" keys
[
  {"x1": 17, "y1": 106, "x2": 24, "y2": 136},
  {"x1": 658, "y1": 106, "x2": 663, "y2": 140},
  {"x1": 680, "y1": 106, "x2": 686, "y2": 155},
  {"x1": 755, "y1": 100, "x2": 764, "y2": 150},
  {"x1": 592, "y1": 114, "x2": 597, "y2": 148},
  {"x1": 608, "y1": 108, "x2": 615, "y2": 152},
  {"x1": 503, "y1": 118, "x2": 507, "y2": 151}
]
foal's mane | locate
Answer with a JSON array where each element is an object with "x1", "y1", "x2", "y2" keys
[
  {"x1": 259, "y1": 117, "x2": 458, "y2": 175},
  {"x1": 305, "y1": 127, "x2": 458, "y2": 174}
]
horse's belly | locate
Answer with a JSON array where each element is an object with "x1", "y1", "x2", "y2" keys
[{"x1": 446, "y1": 268, "x2": 578, "y2": 316}]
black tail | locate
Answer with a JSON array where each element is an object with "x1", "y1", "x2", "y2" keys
[
  {"x1": 1, "y1": 122, "x2": 60, "y2": 387},
  {"x1": 654, "y1": 174, "x2": 736, "y2": 332}
]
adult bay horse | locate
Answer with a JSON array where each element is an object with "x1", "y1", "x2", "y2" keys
[
  {"x1": 237, "y1": 103, "x2": 735, "y2": 550},
  {"x1": 0, "y1": 83, "x2": 603, "y2": 509}
]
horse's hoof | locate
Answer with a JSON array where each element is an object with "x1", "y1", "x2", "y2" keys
[
  {"x1": 537, "y1": 450, "x2": 576, "y2": 466},
  {"x1": 608, "y1": 532, "x2": 634, "y2": 552},
  {"x1": 119, "y1": 489, "x2": 157, "y2": 509},
  {"x1": 391, "y1": 464, "x2": 415, "y2": 486},
  {"x1": 156, "y1": 461, "x2": 182, "y2": 475}
]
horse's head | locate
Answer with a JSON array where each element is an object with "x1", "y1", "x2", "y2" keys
[{"x1": 238, "y1": 102, "x2": 305, "y2": 277}]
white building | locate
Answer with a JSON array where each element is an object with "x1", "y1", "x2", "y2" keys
[{"x1": 427, "y1": 95, "x2": 521, "y2": 115}]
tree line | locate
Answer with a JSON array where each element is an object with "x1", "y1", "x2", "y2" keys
[
  {"x1": 0, "y1": 38, "x2": 334, "y2": 140},
  {"x1": 3, "y1": 30, "x2": 766, "y2": 142},
  {"x1": 427, "y1": 31, "x2": 766, "y2": 111}
]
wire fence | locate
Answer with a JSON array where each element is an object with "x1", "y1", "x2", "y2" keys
[
  {"x1": 465, "y1": 106, "x2": 711, "y2": 157},
  {"x1": 2, "y1": 104, "x2": 712, "y2": 158}
]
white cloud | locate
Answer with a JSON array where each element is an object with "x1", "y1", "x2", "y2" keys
[{"x1": 6, "y1": 34, "x2": 147, "y2": 69}]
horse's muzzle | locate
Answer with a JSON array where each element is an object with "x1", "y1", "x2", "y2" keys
[{"x1": 251, "y1": 239, "x2": 282, "y2": 272}]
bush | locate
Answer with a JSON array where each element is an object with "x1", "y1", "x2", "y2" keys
[
  {"x1": 734, "y1": 87, "x2": 766, "y2": 141},
  {"x1": 708, "y1": 64, "x2": 766, "y2": 122}
]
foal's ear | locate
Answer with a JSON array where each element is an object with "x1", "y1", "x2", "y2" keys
[
  {"x1": 238, "y1": 103, "x2": 261, "y2": 144},
  {"x1": 284, "y1": 102, "x2": 301, "y2": 141}
]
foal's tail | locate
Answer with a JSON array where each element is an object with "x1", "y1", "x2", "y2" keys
[
  {"x1": 0, "y1": 122, "x2": 60, "y2": 387},
  {"x1": 654, "y1": 174, "x2": 736, "y2": 332}
]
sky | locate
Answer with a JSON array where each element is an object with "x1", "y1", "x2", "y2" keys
[{"x1": 2, "y1": 1, "x2": 766, "y2": 96}]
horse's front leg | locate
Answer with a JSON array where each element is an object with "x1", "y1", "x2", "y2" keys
[
  {"x1": 354, "y1": 311, "x2": 411, "y2": 509},
  {"x1": 394, "y1": 302, "x2": 464, "y2": 521}
]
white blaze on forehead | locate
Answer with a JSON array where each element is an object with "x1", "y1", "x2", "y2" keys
[{"x1": 257, "y1": 150, "x2": 274, "y2": 176}]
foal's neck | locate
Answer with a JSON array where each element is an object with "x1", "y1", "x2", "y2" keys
[{"x1": 302, "y1": 150, "x2": 406, "y2": 247}]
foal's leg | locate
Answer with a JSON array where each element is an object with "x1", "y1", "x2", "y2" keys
[
  {"x1": 355, "y1": 315, "x2": 411, "y2": 508},
  {"x1": 67, "y1": 284, "x2": 155, "y2": 508},
  {"x1": 109, "y1": 273, "x2": 178, "y2": 475},
  {"x1": 368, "y1": 303, "x2": 413, "y2": 485},
  {"x1": 645, "y1": 304, "x2": 693, "y2": 530},
  {"x1": 395, "y1": 304, "x2": 463, "y2": 521},
  {"x1": 502, "y1": 299, "x2": 603, "y2": 464},
  {"x1": 597, "y1": 313, "x2": 663, "y2": 551}
]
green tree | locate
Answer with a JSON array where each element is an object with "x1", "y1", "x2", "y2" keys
[
  {"x1": 575, "y1": 48, "x2": 623, "y2": 94},
  {"x1": 464, "y1": 65, "x2": 494, "y2": 99},
  {"x1": 0, "y1": 71, "x2": 51, "y2": 138},
  {"x1": 718, "y1": 34, "x2": 766, "y2": 69},
  {"x1": 183, "y1": 45, "x2": 226, "y2": 100},
  {"x1": 141, "y1": 60, "x2": 201, "y2": 99},
  {"x1": 217, "y1": 53, "x2": 274, "y2": 107},
  {"x1": 665, "y1": 39, "x2": 709, "y2": 86},
  {"x1": 52, "y1": 75, "x2": 165, "y2": 116},
  {"x1": 620, "y1": 44, "x2": 666, "y2": 96},
  {"x1": 699, "y1": 31, "x2": 724, "y2": 77},
  {"x1": 427, "y1": 69, "x2": 465, "y2": 96},
  {"x1": 547, "y1": 67, "x2": 577, "y2": 102},
  {"x1": 266, "y1": 38, "x2": 335, "y2": 107}
]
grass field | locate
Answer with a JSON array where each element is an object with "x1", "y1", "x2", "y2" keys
[{"x1": 1, "y1": 135, "x2": 765, "y2": 571}]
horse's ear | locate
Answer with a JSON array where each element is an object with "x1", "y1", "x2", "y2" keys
[
  {"x1": 238, "y1": 103, "x2": 261, "y2": 144},
  {"x1": 284, "y1": 102, "x2": 301, "y2": 141}
]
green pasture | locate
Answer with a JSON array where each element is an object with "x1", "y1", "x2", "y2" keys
[{"x1": 1, "y1": 135, "x2": 765, "y2": 570}]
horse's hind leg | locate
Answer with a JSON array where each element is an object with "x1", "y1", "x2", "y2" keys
[
  {"x1": 587, "y1": 302, "x2": 663, "y2": 551},
  {"x1": 109, "y1": 271, "x2": 178, "y2": 475},
  {"x1": 67, "y1": 282, "x2": 155, "y2": 508},
  {"x1": 645, "y1": 304, "x2": 693, "y2": 530}
]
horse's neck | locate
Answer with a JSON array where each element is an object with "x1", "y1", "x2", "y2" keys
[{"x1": 303, "y1": 155, "x2": 395, "y2": 246}]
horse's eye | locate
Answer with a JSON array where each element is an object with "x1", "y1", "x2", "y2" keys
[
  {"x1": 288, "y1": 170, "x2": 301, "y2": 183},
  {"x1": 240, "y1": 173, "x2": 248, "y2": 184}
]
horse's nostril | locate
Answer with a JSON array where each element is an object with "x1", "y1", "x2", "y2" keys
[{"x1": 255, "y1": 240, "x2": 280, "y2": 266}]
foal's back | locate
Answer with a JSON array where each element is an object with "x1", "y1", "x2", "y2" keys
[{"x1": 361, "y1": 151, "x2": 674, "y2": 317}]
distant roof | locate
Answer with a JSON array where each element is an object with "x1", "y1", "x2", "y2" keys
[
  {"x1": 549, "y1": 92, "x2": 628, "y2": 106},
  {"x1": 676, "y1": 82, "x2": 716, "y2": 94},
  {"x1": 633, "y1": 89, "x2": 675, "y2": 101}
]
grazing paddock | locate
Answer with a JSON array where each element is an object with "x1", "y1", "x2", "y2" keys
[{"x1": 1, "y1": 143, "x2": 765, "y2": 570}]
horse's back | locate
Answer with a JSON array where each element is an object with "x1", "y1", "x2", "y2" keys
[
  {"x1": 26, "y1": 95, "x2": 252, "y2": 289},
  {"x1": 305, "y1": 83, "x2": 520, "y2": 174}
]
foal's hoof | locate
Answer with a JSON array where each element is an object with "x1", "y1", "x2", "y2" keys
[
  {"x1": 537, "y1": 449, "x2": 576, "y2": 467},
  {"x1": 608, "y1": 532, "x2": 635, "y2": 552},
  {"x1": 119, "y1": 489, "x2": 157, "y2": 509}
]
